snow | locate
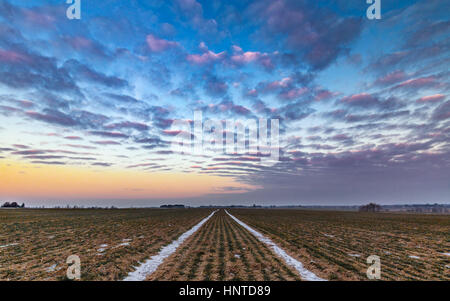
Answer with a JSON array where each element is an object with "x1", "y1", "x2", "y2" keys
[
  {"x1": 97, "y1": 244, "x2": 108, "y2": 252},
  {"x1": 442, "y1": 252, "x2": 450, "y2": 256},
  {"x1": 348, "y1": 254, "x2": 361, "y2": 257},
  {"x1": 409, "y1": 255, "x2": 420, "y2": 259},
  {"x1": 0, "y1": 243, "x2": 19, "y2": 248},
  {"x1": 323, "y1": 234, "x2": 335, "y2": 238},
  {"x1": 234, "y1": 254, "x2": 241, "y2": 259},
  {"x1": 123, "y1": 210, "x2": 218, "y2": 281},
  {"x1": 118, "y1": 242, "x2": 130, "y2": 247},
  {"x1": 225, "y1": 210, "x2": 326, "y2": 281},
  {"x1": 46, "y1": 264, "x2": 57, "y2": 272}
]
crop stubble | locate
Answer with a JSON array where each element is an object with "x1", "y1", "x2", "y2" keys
[
  {"x1": 228, "y1": 209, "x2": 450, "y2": 280},
  {"x1": 147, "y1": 210, "x2": 301, "y2": 281}
]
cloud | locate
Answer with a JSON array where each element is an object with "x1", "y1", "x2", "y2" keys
[
  {"x1": 374, "y1": 71, "x2": 407, "y2": 86},
  {"x1": 104, "y1": 93, "x2": 140, "y2": 104},
  {"x1": 105, "y1": 121, "x2": 149, "y2": 131},
  {"x1": 230, "y1": 46, "x2": 274, "y2": 70},
  {"x1": 186, "y1": 42, "x2": 226, "y2": 65},
  {"x1": 31, "y1": 161, "x2": 66, "y2": 165},
  {"x1": 204, "y1": 74, "x2": 228, "y2": 97},
  {"x1": 0, "y1": 49, "x2": 31, "y2": 63},
  {"x1": 340, "y1": 93, "x2": 401, "y2": 111},
  {"x1": 12, "y1": 150, "x2": 46, "y2": 155},
  {"x1": 417, "y1": 94, "x2": 446, "y2": 103},
  {"x1": 406, "y1": 20, "x2": 450, "y2": 47},
  {"x1": 174, "y1": 0, "x2": 221, "y2": 37},
  {"x1": 432, "y1": 101, "x2": 450, "y2": 121},
  {"x1": 248, "y1": 0, "x2": 362, "y2": 70},
  {"x1": 392, "y1": 76, "x2": 440, "y2": 92},
  {"x1": 89, "y1": 131, "x2": 129, "y2": 139},
  {"x1": 26, "y1": 109, "x2": 78, "y2": 127},
  {"x1": 63, "y1": 59, "x2": 128, "y2": 88},
  {"x1": 146, "y1": 34, "x2": 179, "y2": 52},
  {"x1": 63, "y1": 36, "x2": 111, "y2": 59},
  {"x1": 91, "y1": 140, "x2": 122, "y2": 145},
  {"x1": 64, "y1": 136, "x2": 83, "y2": 140},
  {"x1": 0, "y1": 46, "x2": 81, "y2": 95},
  {"x1": 92, "y1": 162, "x2": 113, "y2": 167}
]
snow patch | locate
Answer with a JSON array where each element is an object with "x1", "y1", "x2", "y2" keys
[
  {"x1": 0, "y1": 243, "x2": 19, "y2": 249},
  {"x1": 234, "y1": 254, "x2": 241, "y2": 259},
  {"x1": 409, "y1": 255, "x2": 420, "y2": 259},
  {"x1": 225, "y1": 210, "x2": 326, "y2": 281},
  {"x1": 97, "y1": 244, "x2": 108, "y2": 252},
  {"x1": 442, "y1": 252, "x2": 450, "y2": 256},
  {"x1": 323, "y1": 234, "x2": 334, "y2": 238},
  {"x1": 123, "y1": 210, "x2": 218, "y2": 281},
  {"x1": 46, "y1": 264, "x2": 57, "y2": 272},
  {"x1": 348, "y1": 254, "x2": 361, "y2": 257}
]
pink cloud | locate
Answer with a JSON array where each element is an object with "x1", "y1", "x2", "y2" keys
[
  {"x1": 417, "y1": 94, "x2": 445, "y2": 103},
  {"x1": 265, "y1": 77, "x2": 292, "y2": 91},
  {"x1": 341, "y1": 93, "x2": 376, "y2": 105},
  {"x1": 375, "y1": 70, "x2": 407, "y2": 86},
  {"x1": 64, "y1": 136, "x2": 83, "y2": 140},
  {"x1": 231, "y1": 51, "x2": 262, "y2": 64},
  {"x1": 314, "y1": 89, "x2": 335, "y2": 101},
  {"x1": 280, "y1": 87, "x2": 308, "y2": 100},
  {"x1": 0, "y1": 49, "x2": 30, "y2": 63},
  {"x1": 230, "y1": 47, "x2": 274, "y2": 69},
  {"x1": 23, "y1": 9, "x2": 56, "y2": 27},
  {"x1": 68, "y1": 37, "x2": 93, "y2": 49},
  {"x1": 394, "y1": 76, "x2": 437, "y2": 89},
  {"x1": 187, "y1": 50, "x2": 226, "y2": 65},
  {"x1": 146, "y1": 34, "x2": 179, "y2": 52},
  {"x1": 246, "y1": 89, "x2": 258, "y2": 97}
]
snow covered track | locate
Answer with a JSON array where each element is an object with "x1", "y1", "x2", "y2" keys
[
  {"x1": 225, "y1": 210, "x2": 326, "y2": 281},
  {"x1": 123, "y1": 210, "x2": 218, "y2": 281}
]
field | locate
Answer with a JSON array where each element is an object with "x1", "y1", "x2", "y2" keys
[
  {"x1": 148, "y1": 210, "x2": 300, "y2": 281},
  {"x1": 0, "y1": 208, "x2": 211, "y2": 280},
  {"x1": 0, "y1": 208, "x2": 449, "y2": 281},
  {"x1": 229, "y1": 209, "x2": 450, "y2": 280}
]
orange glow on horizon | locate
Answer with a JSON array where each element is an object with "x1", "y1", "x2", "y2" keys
[{"x1": 0, "y1": 159, "x2": 254, "y2": 201}]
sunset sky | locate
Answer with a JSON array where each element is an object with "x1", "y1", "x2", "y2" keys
[{"x1": 0, "y1": 0, "x2": 449, "y2": 206}]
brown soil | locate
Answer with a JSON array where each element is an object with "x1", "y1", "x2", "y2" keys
[{"x1": 147, "y1": 210, "x2": 301, "y2": 281}]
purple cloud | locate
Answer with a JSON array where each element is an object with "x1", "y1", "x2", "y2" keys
[{"x1": 146, "y1": 34, "x2": 179, "y2": 52}]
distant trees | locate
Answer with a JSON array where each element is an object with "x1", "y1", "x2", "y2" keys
[
  {"x1": 1, "y1": 202, "x2": 25, "y2": 208},
  {"x1": 160, "y1": 204, "x2": 185, "y2": 209},
  {"x1": 359, "y1": 203, "x2": 382, "y2": 212}
]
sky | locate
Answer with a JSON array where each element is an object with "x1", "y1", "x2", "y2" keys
[{"x1": 0, "y1": 0, "x2": 449, "y2": 207}]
